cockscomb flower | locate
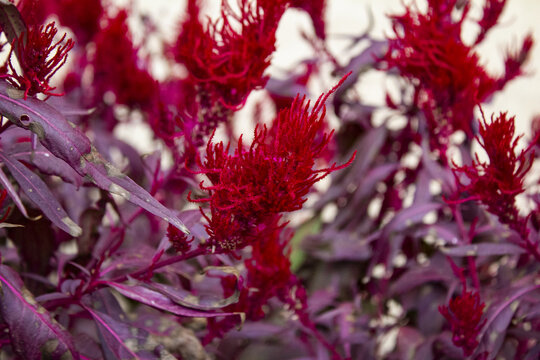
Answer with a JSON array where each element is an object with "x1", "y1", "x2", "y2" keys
[
  {"x1": 290, "y1": 0, "x2": 327, "y2": 40},
  {"x1": 2, "y1": 22, "x2": 74, "y2": 99},
  {"x1": 383, "y1": 0, "x2": 531, "y2": 160},
  {"x1": 187, "y1": 75, "x2": 355, "y2": 253},
  {"x1": 439, "y1": 289, "x2": 486, "y2": 356},
  {"x1": 91, "y1": 10, "x2": 157, "y2": 110},
  {"x1": 172, "y1": 0, "x2": 289, "y2": 136},
  {"x1": 452, "y1": 111, "x2": 535, "y2": 243},
  {"x1": 52, "y1": 0, "x2": 104, "y2": 45},
  {"x1": 475, "y1": 0, "x2": 507, "y2": 45}
]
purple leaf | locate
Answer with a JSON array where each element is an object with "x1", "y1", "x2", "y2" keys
[
  {"x1": 441, "y1": 243, "x2": 526, "y2": 257},
  {"x1": 105, "y1": 281, "x2": 238, "y2": 317},
  {"x1": 0, "y1": 165, "x2": 28, "y2": 217},
  {"x1": 9, "y1": 142, "x2": 83, "y2": 187},
  {"x1": 81, "y1": 304, "x2": 154, "y2": 360},
  {"x1": 389, "y1": 266, "x2": 452, "y2": 295},
  {"x1": 0, "y1": 81, "x2": 188, "y2": 234},
  {"x1": 478, "y1": 284, "x2": 540, "y2": 359},
  {"x1": 0, "y1": 151, "x2": 82, "y2": 236},
  {"x1": 0, "y1": 264, "x2": 79, "y2": 360},
  {"x1": 382, "y1": 203, "x2": 441, "y2": 236}
]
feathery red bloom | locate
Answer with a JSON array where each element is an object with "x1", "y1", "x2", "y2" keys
[
  {"x1": 453, "y1": 111, "x2": 535, "y2": 241},
  {"x1": 290, "y1": 0, "x2": 327, "y2": 40},
  {"x1": 53, "y1": 0, "x2": 103, "y2": 45},
  {"x1": 190, "y1": 76, "x2": 355, "y2": 253},
  {"x1": 91, "y1": 10, "x2": 157, "y2": 108},
  {"x1": 172, "y1": 0, "x2": 288, "y2": 135},
  {"x1": 475, "y1": 0, "x2": 507, "y2": 45},
  {"x1": 3, "y1": 22, "x2": 73, "y2": 99},
  {"x1": 167, "y1": 224, "x2": 193, "y2": 253},
  {"x1": 384, "y1": 0, "x2": 531, "y2": 159},
  {"x1": 439, "y1": 289, "x2": 486, "y2": 356}
]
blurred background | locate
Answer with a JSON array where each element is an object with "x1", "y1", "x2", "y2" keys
[{"x1": 117, "y1": 0, "x2": 540, "y2": 137}]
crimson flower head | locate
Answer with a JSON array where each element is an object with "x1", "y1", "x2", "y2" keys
[
  {"x1": 439, "y1": 289, "x2": 486, "y2": 356},
  {"x1": 452, "y1": 111, "x2": 535, "y2": 241},
  {"x1": 290, "y1": 0, "x2": 327, "y2": 40},
  {"x1": 188, "y1": 75, "x2": 355, "y2": 253},
  {"x1": 384, "y1": 0, "x2": 531, "y2": 159},
  {"x1": 172, "y1": 0, "x2": 288, "y2": 135},
  {"x1": 53, "y1": 0, "x2": 104, "y2": 45},
  {"x1": 92, "y1": 10, "x2": 157, "y2": 109},
  {"x1": 3, "y1": 22, "x2": 74, "y2": 99}
]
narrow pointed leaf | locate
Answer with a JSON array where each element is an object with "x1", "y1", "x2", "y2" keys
[
  {"x1": 441, "y1": 243, "x2": 526, "y2": 257},
  {"x1": 105, "y1": 281, "x2": 237, "y2": 317},
  {"x1": 0, "y1": 81, "x2": 188, "y2": 234},
  {"x1": 82, "y1": 304, "x2": 152, "y2": 360},
  {"x1": 0, "y1": 264, "x2": 78, "y2": 360},
  {"x1": 9, "y1": 143, "x2": 83, "y2": 187},
  {"x1": 0, "y1": 165, "x2": 28, "y2": 217},
  {"x1": 0, "y1": 151, "x2": 82, "y2": 236}
]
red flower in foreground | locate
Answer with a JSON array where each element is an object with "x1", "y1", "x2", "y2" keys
[
  {"x1": 187, "y1": 75, "x2": 355, "y2": 253},
  {"x1": 439, "y1": 289, "x2": 486, "y2": 356},
  {"x1": 3, "y1": 22, "x2": 74, "y2": 99},
  {"x1": 452, "y1": 111, "x2": 535, "y2": 242}
]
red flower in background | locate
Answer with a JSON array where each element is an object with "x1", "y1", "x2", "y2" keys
[
  {"x1": 439, "y1": 289, "x2": 486, "y2": 356},
  {"x1": 53, "y1": 0, "x2": 103, "y2": 45},
  {"x1": 92, "y1": 10, "x2": 157, "y2": 109},
  {"x1": 452, "y1": 111, "x2": 535, "y2": 242},
  {"x1": 290, "y1": 0, "x2": 327, "y2": 40},
  {"x1": 171, "y1": 0, "x2": 288, "y2": 137},
  {"x1": 2, "y1": 22, "x2": 73, "y2": 99},
  {"x1": 384, "y1": 0, "x2": 532, "y2": 160}
]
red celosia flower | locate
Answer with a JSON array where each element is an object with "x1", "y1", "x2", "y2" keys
[
  {"x1": 3, "y1": 22, "x2": 74, "y2": 99},
  {"x1": 15, "y1": 0, "x2": 53, "y2": 26},
  {"x1": 475, "y1": 0, "x2": 507, "y2": 45},
  {"x1": 439, "y1": 289, "x2": 486, "y2": 356},
  {"x1": 189, "y1": 77, "x2": 355, "y2": 253},
  {"x1": 53, "y1": 0, "x2": 104, "y2": 45},
  {"x1": 290, "y1": 0, "x2": 327, "y2": 40},
  {"x1": 166, "y1": 224, "x2": 193, "y2": 253},
  {"x1": 91, "y1": 10, "x2": 157, "y2": 109},
  {"x1": 172, "y1": 0, "x2": 289, "y2": 135},
  {"x1": 384, "y1": 0, "x2": 531, "y2": 160},
  {"x1": 452, "y1": 111, "x2": 535, "y2": 242}
]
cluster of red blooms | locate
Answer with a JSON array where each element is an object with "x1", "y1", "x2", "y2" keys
[
  {"x1": 384, "y1": 0, "x2": 532, "y2": 161},
  {"x1": 188, "y1": 76, "x2": 354, "y2": 253},
  {"x1": 453, "y1": 111, "x2": 536, "y2": 245},
  {"x1": 91, "y1": 10, "x2": 157, "y2": 110},
  {"x1": 2, "y1": 22, "x2": 73, "y2": 99},
  {"x1": 171, "y1": 0, "x2": 288, "y2": 135},
  {"x1": 439, "y1": 288, "x2": 487, "y2": 356}
]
